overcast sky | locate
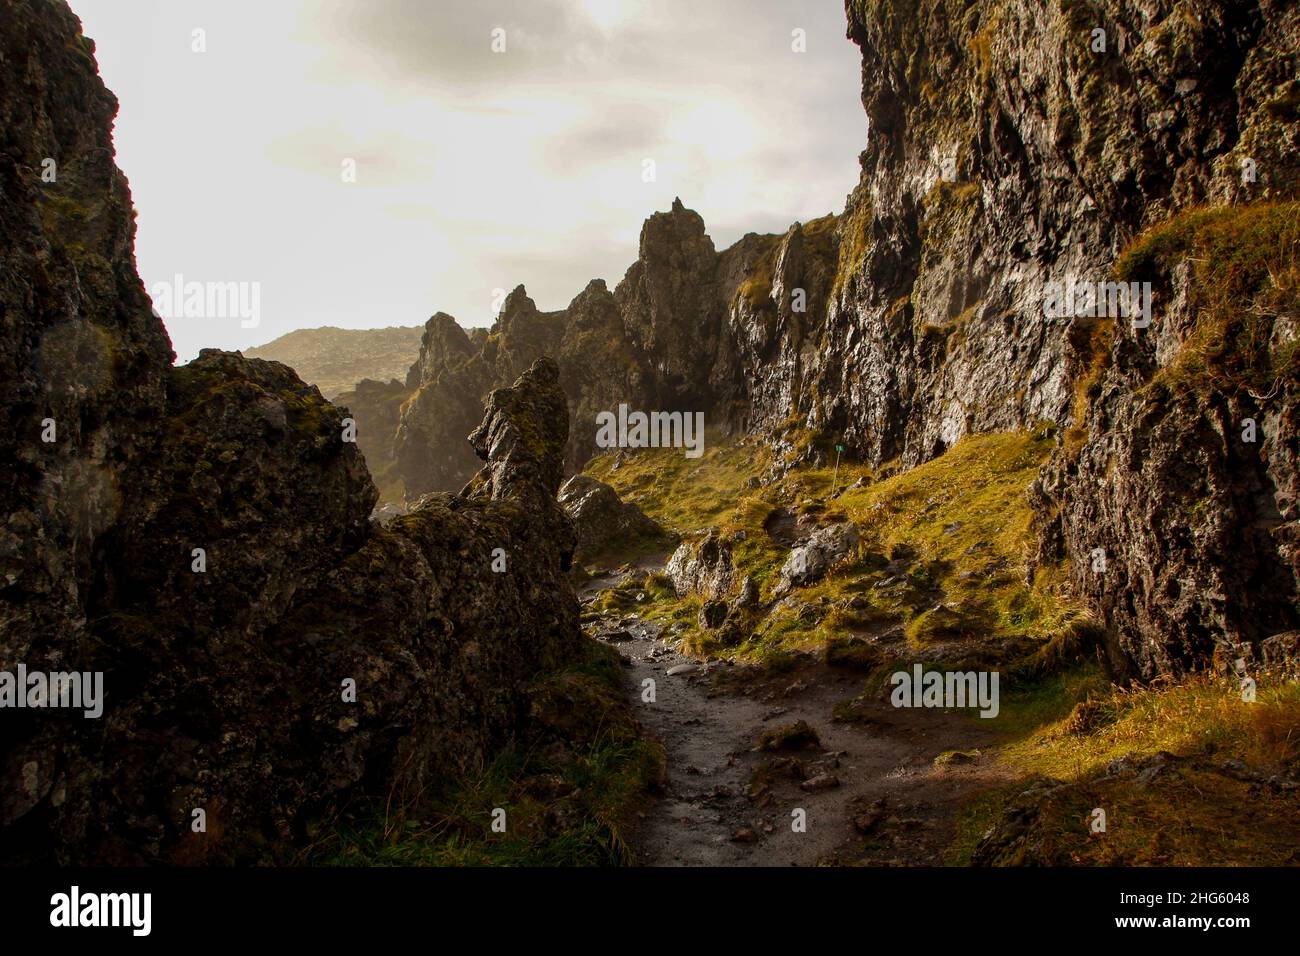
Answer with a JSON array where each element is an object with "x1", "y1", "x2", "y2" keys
[{"x1": 69, "y1": 0, "x2": 866, "y2": 362}]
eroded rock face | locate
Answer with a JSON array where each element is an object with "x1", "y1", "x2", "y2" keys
[
  {"x1": 93, "y1": 350, "x2": 378, "y2": 637},
  {"x1": 0, "y1": 1, "x2": 585, "y2": 864},
  {"x1": 835, "y1": 0, "x2": 1297, "y2": 677},
  {"x1": 666, "y1": 530, "x2": 737, "y2": 601},
  {"x1": 558, "y1": 474, "x2": 673, "y2": 566},
  {"x1": 394, "y1": 279, "x2": 662, "y2": 498},
  {"x1": 1030, "y1": 253, "x2": 1299, "y2": 678},
  {"x1": 0, "y1": 0, "x2": 173, "y2": 651},
  {"x1": 463, "y1": 357, "x2": 571, "y2": 507},
  {"x1": 393, "y1": 334, "x2": 490, "y2": 499},
  {"x1": 776, "y1": 523, "x2": 861, "y2": 594},
  {"x1": 4, "y1": 352, "x2": 583, "y2": 865},
  {"x1": 251, "y1": 359, "x2": 583, "y2": 862},
  {"x1": 405, "y1": 313, "x2": 474, "y2": 390},
  {"x1": 333, "y1": 376, "x2": 413, "y2": 504},
  {"x1": 615, "y1": 199, "x2": 725, "y2": 409}
]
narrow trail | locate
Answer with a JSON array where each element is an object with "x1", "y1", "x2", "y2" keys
[{"x1": 580, "y1": 567, "x2": 1013, "y2": 867}]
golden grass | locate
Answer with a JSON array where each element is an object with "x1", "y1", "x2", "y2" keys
[
  {"x1": 586, "y1": 429, "x2": 1080, "y2": 660},
  {"x1": 1117, "y1": 201, "x2": 1300, "y2": 399},
  {"x1": 1005, "y1": 672, "x2": 1300, "y2": 780}
]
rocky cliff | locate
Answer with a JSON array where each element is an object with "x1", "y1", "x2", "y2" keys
[
  {"x1": 381, "y1": 0, "x2": 1297, "y2": 680},
  {"x1": 838, "y1": 0, "x2": 1298, "y2": 676},
  {"x1": 333, "y1": 376, "x2": 411, "y2": 502},
  {"x1": 0, "y1": 0, "x2": 585, "y2": 864},
  {"x1": 390, "y1": 203, "x2": 837, "y2": 498}
]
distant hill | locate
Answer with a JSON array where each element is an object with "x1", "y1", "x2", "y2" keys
[{"x1": 243, "y1": 326, "x2": 425, "y2": 398}]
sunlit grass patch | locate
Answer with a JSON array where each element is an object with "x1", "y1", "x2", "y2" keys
[
  {"x1": 1117, "y1": 201, "x2": 1300, "y2": 399},
  {"x1": 1003, "y1": 672, "x2": 1300, "y2": 780},
  {"x1": 948, "y1": 668, "x2": 1300, "y2": 866},
  {"x1": 587, "y1": 428, "x2": 1080, "y2": 664},
  {"x1": 584, "y1": 431, "x2": 773, "y2": 535}
]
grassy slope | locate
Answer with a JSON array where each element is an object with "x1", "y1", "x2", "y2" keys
[
  {"x1": 243, "y1": 326, "x2": 425, "y2": 400},
  {"x1": 588, "y1": 425, "x2": 1297, "y2": 865},
  {"x1": 588, "y1": 426, "x2": 1079, "y2": 663},
  {"x1": 1118, "y1": 200, "x2": 1299, "y2": 399},
  {"x1": 951, "y1": 671, "x2": 1300, "y2": 865}
]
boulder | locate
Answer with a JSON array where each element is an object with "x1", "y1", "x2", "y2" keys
[
  {"x1": 1260, "y1": 631, "x2": 1300, "y2": 676},
  {"x1": 666, "y1": 529, "x2": 736, "y2": 599},
  {"x1": 734, "y1": 575, "x2": 760, "y2": 609},
  {"x1": 777, "y1": 522, "x2": 860, "y2": 593},
  {"x1": 698, "y1": 599, "x2": 729, "y2": 630},
  {"x1": 558, "y1": 474, "x2": 673, "y2": 565}
]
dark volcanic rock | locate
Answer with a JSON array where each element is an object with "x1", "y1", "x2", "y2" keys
[
  {"x1": 95, "y1": 349, "x2": 377, "y2": 637},
  {"x1": 251, "y1": 359, "x2": 583, "y2": 860},
  {"x1": 0, "y1": 0, "x2": 173, "y2": 648},
  {"x1": 332, "y1": 376, "x2": 412, "y2": 503},
  {"x1": 405, "y1": 312, "x2": 474, "y2": 390},
  {"x1": 558, "y1": 474, "x2": 673, "y2": 565},
  {"x1": 395, "y1": 281, "x2": 658, "y2": 498},
  {"x1": 463, "y1": 357, "x2": 571, "y2": 507},
  {"x1": 836, "y1": 0, "x2": 1299, "y2": 677},
  {"x1": 0, "y1": 1, "x2": 585, "y2": 865},
  {"x1": 5, "y1": 348, "x2": 583, "y2": 864}
]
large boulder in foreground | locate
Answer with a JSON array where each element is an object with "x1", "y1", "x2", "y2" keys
[
  {"x1": 95, "y1": 349, "x2": 378, "y2": 636},
  {"x1": 4, "y1": 354, "x2": 583, "y2": 865},
  {"x1": 558, "y1": 474, "x2": 674, "y2": 565}
]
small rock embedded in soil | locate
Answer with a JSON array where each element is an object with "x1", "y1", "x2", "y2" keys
[
  {"x1": 852, "y1": 797, "x2": 887, "y2": 834},
  {"x1": 933, "y1": 749, "x2": 979, "y2": 768},
  {"x1": 800, "y1": 773, "x2": 841, "y2": 792},
  {"x1": 757, "y1": 719, "x2": 822, "y2": 752}
]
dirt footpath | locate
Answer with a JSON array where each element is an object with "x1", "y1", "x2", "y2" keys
[{"x1": 594, "y1": 613, "x2": 1010, "y2": 866}]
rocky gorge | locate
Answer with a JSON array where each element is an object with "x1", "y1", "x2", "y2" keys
[
  {"x1": 360, "y1": 0, "x2": 1299, "y2": 683},
  {"x1": 0, "y1": 0, "x2": 1296, "y2": 869}
]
